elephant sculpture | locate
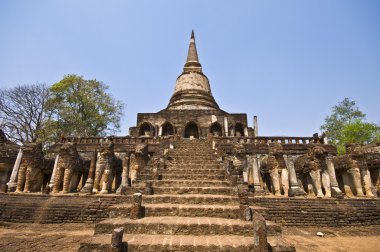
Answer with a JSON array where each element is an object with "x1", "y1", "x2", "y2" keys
[
  {"x1": 129, "y1": 143, "x2": 148, "y2": 185},
  {"x1": 16, "y1": 143, "x2": 51, "y2": 192},
  {"x1": 294, "y1": 146, "x2": 330, "y2": 198},
  {"x1": 53, "y1": 143, "x2": 85, "y2": 193},
  {"x1": 93, "y1": 142, "x2": 118, "y2": 194},
  {"x1": 333, "y1": 145, "x2": 374, "y2": 197},
  {"x1": 260, "y1": 143, "x2": 286, "y2": 196}
]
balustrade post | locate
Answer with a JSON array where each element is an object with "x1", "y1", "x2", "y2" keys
[
  {"x1": 6, "y1": 149, "x2": 23, "y2": 192},
  {"x1": 325, "y1": 154, "x2": 344, "y2": 198},
  {"x1": 253, "y1": 155, "x2": 264, "y2": 194},
  {"x1": 81, "y1": 151, "x2": 97, "y2": 193},
  {"x1": 283, "y1": 155, "x2": 306, "y2": 196},
  {"x1": 48, "y1": 154, "x2": 60, "y2": 189}
]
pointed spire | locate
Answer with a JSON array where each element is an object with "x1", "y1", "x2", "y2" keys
[{"x1": 184, "y1": 30, "x2": 202, "y2": 73}]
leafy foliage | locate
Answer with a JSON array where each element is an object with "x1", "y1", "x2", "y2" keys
[
  {"x1": 47, "y1": 74, "x2": 124, "y2": 137},
  {"x1": 321, "y1": 98, "x2": 380, "y2": 154}
]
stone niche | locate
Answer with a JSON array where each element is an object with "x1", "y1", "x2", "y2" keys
[{"x1": 130, "y1": 109, "x2": 252, "y2": 138}]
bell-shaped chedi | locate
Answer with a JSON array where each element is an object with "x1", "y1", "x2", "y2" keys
[{"x1": 167, "y1": 31, "x2": 220, "y2": 110}]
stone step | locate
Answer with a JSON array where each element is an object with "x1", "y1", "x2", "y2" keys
[
  {"x1": 166, "y1": 163, "x2": 220, "y2": 167},
  {"x1": 79, "y1": 234, "x2": 294, "y2": 252},
  {"x1": 109, "y1": 203, "x2": 268, "y2": 219},
  {"x1": 159, "y1": 174, "x2": 225, "y2": 180},
  {"x1": 159, "y1": 169, "x2": 225, "y2": 175},
  {"x1": 143, "y1": 194, "x2": 240, "y2": 205},
  {"x1": 164, "y1": 166, "x2": 222, "y2": 170},
  {"x1": 166, "y1": 160, "x2": 219, "y2": 165},
  {"x1": 168, "y1": 153, "x2": 215, "y2": 157},
  {"x1": 79, "y1": 234, "x2": 254, "y2": 252},
  {"x1": 145, "y1": 179, "x2": 231, "y2": 187},
  {"x1": 152, "y1": 186, "x2": 234, "y2": 195},
  {"x1": 94, "y1": 216, "x2": 281, "y2": 236},
  {"x1": 139, "y1": 170, "x2": 224, "y2": 177}
]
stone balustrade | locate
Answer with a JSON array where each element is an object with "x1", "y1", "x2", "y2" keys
[{"x1": 214, "y1": 136, "x2": 315, "y2": 145}]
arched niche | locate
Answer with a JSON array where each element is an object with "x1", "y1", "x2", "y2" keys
[
  {"x1": 162, "y1": 122, "x2": 174, "y2": 136},
  {"x1": 184, "y1": 122, "x2": 199, "y2": 138},
  {"x1": 139, "y1": 122, "x2": 155, "y2": 137},
  {"x1": 235, "y1": 122, "x2": 244, "y2": 137},
  {"x1": 210, "y1": 122, "x2": 222, "y2": 137}
]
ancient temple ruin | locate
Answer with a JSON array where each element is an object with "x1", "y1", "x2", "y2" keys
[
  {"x1": 129, "y1": 31, "x2": 251, "y2": 139},
  {"x1": 1, "y1": 31, "x2": 380, "y2": 251}
]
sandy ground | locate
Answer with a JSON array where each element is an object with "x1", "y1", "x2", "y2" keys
[
  {"x1": 281, "y1": 226, "x2": 380, "y2": 252},
  {"x1": 0, "y1": 222, "x2": 379, "y2": 252}
]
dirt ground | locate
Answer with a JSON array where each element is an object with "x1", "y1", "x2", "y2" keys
[
  {"x1": 281, "y1": 225, "x2": 380, "y2": 252},
  {"x1": 0, "y1": 222, "x2": 379, "y2": 252}
]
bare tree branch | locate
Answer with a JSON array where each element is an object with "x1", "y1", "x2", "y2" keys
[{"x1": 0, "y1": 83, "x2": 51, "y2": 144}]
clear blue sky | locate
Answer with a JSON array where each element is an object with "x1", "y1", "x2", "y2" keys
[{"x1": 1, "y1": 0, "x2": 379, "y2": 137}]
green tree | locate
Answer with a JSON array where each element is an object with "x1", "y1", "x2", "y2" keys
[
  {"x1": 340, "y1": 120, "x2": 380, "y2": 145},
  {"x1": 321, "y1": 98, "x2": 380, "y2": 154},
  {"x1": 47, "y1": 74, "x2": 124, "y2": 137}
]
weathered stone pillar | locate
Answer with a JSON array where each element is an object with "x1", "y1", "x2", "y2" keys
[
  {"x1": 48, "y1": 154, "x2": 60, "y2": 189},
  {"x1": 130, "y1": 193, "x2": 143, "y2": 219},
  {"x1": 321, "y1": 171, "x2": 331, "y2": 197},
  {"x1": 117, "y1": 154, "x2": 130, "y2": 193},
  {"x1": 111, "y1": 227, "x2": 124, "y2": 252},
  {"x1": 253, "y1": 211, "x2": 268, "y2": 252},
  {"x1": 6, "y1": 149, "x2": 23, "y2": 192},
  {"x1": 224, "y1": 117, "x2": 228, "y2": 137},
  {"x1": 81, "y1": 151, "x2": 97, "y2": 193},
  {"x1": 281, "y1": 168, "x2": 289, "y2": 197},
  {"x1": 100, "y1": 169, "x2": 111, "y2": 194},
  {"x1": 253, "y1": 156, "x2": 264, "y2": 193},
  {"x1": 283, "y1": 155, "x2": 306, "y2": 196},
  {"x1": 244, "y1": 127, "x2": 249, "y2": 137},
  {"x1": 237, "y1": 184, "x2": 252, "y2": 221},
  {"x1": 253, "y1": 116, "x2": 258, "y2": 137},
  {"x1": 247, "y1": 156, "x2": 254, "y2": 185},
  {"x1": 361, "y1": 169, "x2": 374, "y2": 197},
  {"x1": 325, "y1": 155, "x2": 344, "y2": 198},
  {"x1": 158, "y1": 126, "x2": 163, "y2": 136}
]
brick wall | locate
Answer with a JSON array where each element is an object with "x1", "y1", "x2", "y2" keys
[
  {"x1": 0, "y1": 194, "x2": 128, "y2": 224},
  {"x1": 251, "y1": 197, "x2": 380, "y2": 227},
  {"x1": 0, "y1": 194, "x2": 379, "y2": 227}
]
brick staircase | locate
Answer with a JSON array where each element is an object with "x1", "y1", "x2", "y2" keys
[{"x1": 79, "y1": 139, "x2": 293, "y2": 251}]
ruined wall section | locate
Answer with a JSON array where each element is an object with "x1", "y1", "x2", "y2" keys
[{"x1": 130, "y1": 109, "x2": 251, "y2": 137}]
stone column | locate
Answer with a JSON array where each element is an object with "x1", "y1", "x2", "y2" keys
[
  {"x1": 48, "y1": 154, "x2": 60, "y2": 189},
  {"x1": 253, "y1": 211, "x2": 268, "y2": 252},
  {"x1": 244, "y1": 127, "x2": 249, "y2": 137},
  {"x1": 224, "y1": 117, "x2": 228, "y2": 136},
  {"x1": 247, "y1": 156, "x2": 254, "y2": 185},
  {"x1": 253, "y1": 155, "x2": 264, "y2": 193},
  {"x1": 281, "y1": 168, "x2": 289, "y2": 197},
  {"x1": 81, "y1": 151, "x2": 97, "y2": 193},
  {"x1": 158, "y1": 126, "x2": 163, "y2": 136},
  {"x1": 361, "y1": 169, "x2": 374, "y2": 197},
  {"x1": 117, "y1": 154, "x2": 130, "y2": 193},
  {"x1": 283, "y1": 155, "x2": 306, "y2": 196},
  {"x1": 253, "y1": 116, "x2": 258, "y2": 137},
  {"x1": 100, "y1": 169, "x2": 111, "y2": 194},
  {"x1": 325, "y1": 155, "x2": 343, "y2": 198},
  {"x1": 130, "y1": 193, "x2": 143, "y2": 219},
  {"x1": 6, "y1": 149, "x2": 23, "y2": 192},
  {"x1": 111, "y1": 227, "x2": 124, "y2": 252}
]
